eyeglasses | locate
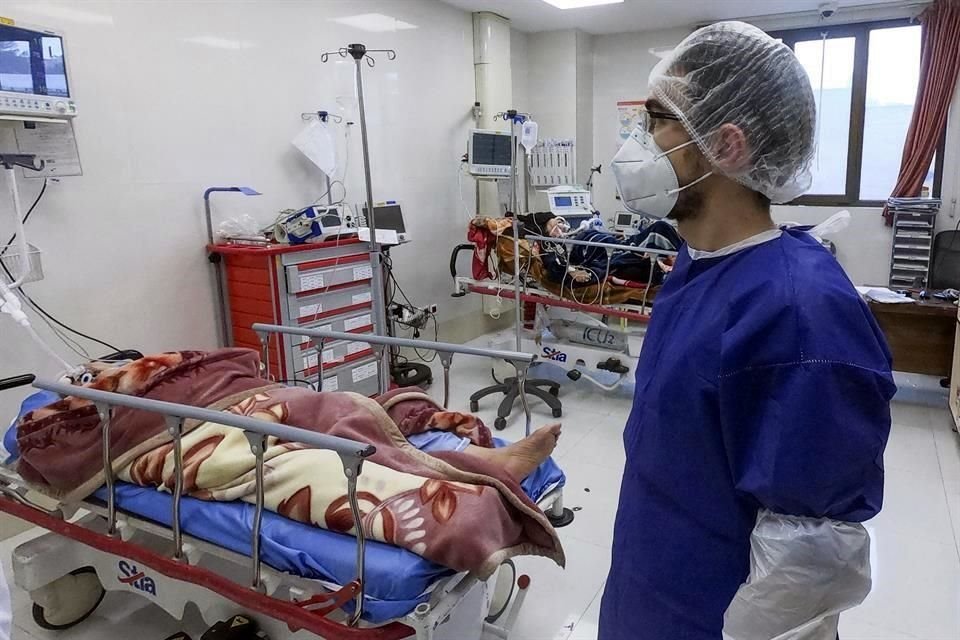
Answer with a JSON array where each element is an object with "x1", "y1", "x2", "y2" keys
[{"x1": 639, "y1": 107, "x2": 681, "y2": 134}]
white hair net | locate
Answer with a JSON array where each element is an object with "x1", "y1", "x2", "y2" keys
[{"x1": 649, "y1": 21, "x2": 817, "y2": 203}]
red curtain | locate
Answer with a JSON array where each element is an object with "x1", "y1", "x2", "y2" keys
[{"x1": 883, "y1": 0, "x2": 960, "y2": 225}]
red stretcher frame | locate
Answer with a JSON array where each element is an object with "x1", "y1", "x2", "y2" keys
[{"x1": 0, "y1": 496, "x2": 414, "y2": 640}]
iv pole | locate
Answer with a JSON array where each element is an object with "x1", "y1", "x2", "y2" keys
[
  {"x1": 495, "y1": 110, "x2": 534, "y2": 436},
  {"x1": 321, "y1": 43, "x2": 396, "y2": 397}
]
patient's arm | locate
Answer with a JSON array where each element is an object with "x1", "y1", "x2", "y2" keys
[{"x1": 463, "y1": 424, "x2": 561, "y2": 481}]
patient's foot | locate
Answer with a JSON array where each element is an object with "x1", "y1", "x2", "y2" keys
[{"x1": 467, "y1": 424, "x2": 561, "y2": 481}]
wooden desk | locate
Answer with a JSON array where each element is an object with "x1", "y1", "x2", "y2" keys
[{"x1": 867, "y1": 295, "x2": 957, "y2": 376}]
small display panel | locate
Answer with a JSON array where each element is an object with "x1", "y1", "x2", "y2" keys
[
  {"x1": 0, "y1": 24, "x2": 69, "y2": 97},
  {"x1": 553, "y1": 196, "x2": 573, "y2": 207},
  {"x1": 363, "y1": 204, "x2": 406, "y2": 233},
  {"x1": 617, "y1": 213, "x2": 633, "y2": 226},
  {"x1": 319, "y1": 211, "x2": 343, "y2": 227}
]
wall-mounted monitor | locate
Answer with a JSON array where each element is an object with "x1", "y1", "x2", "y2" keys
[
  {"x1": 0, "y1": 18, "x2": 77, "y2": 118},
  {"x1": 468, "y1": 129, "x2": 512, "y2": 177}
]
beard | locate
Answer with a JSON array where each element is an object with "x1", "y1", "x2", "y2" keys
[
  {"x1": 666, "y1": 179, "x2": 705, "y2": 223},
  {"x1": 667, "y1": 155, "x2": 710, "y2": 222}
]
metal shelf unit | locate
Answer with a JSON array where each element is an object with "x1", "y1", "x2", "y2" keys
[{"x1": 889, "y1": 208, "x2": 938, "y2": 287}]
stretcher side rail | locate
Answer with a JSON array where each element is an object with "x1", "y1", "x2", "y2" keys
[
  {"x1": 252, "y1": 323, "x2": 538, "y2": 436},
  {"x1": 524, "y1": 233, "x2": 679, "y2": 257},
  {"x1": 456, "y1": 277, "x2": 654, "y2": 322},
  {"x1": 29, "y1": 378, "x2": 376, "y2": 627},
  {"x1": 252, "y1": 324, "x2": 573, "y2": 528}
]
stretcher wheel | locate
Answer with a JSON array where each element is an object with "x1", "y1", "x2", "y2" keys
[
  {"x1": 494, "y1": 417, "x2": 507, "y2": 430},
  {"x1": 486, "y1": 559, "x2": 517, "y2": 624},
  {"x1": 470, "y1": 400, "x2": 480, "y2": 413},
  {"x1": 552, "y1": 408, "x2": 562, "y2": 418},
  {"x1": 31, "y1": 567, "x2": 105, "y2": 631}
]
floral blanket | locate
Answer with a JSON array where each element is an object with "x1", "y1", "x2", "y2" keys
[{"x1": 16, "y1": 349, "x2": 564, "y2": 577}]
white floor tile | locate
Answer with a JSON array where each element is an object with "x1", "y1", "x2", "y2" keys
[
  {"x1": 933, "y1": 424, "x2": 960, "y2": 495},
  {"x1": 507, "y1": 537, "x2": 610, "y2": 640},
  {"x1": 564, "y1": 587, "x2": 603, "y2": 640},
  {"x1": 563, "y1": 414, "x2": 627, "y2": 470},
  {"x1": 870, "y1": 466, "x2": 957, "y2": 547},
  {"x1": 927, "y1": 405, "x2": 956, "y2": 435},
  {"x1": 844, "y1": 527, "x2": 960, "y2": 640},
  {"x1": 890, "y1": 402, "x2": 934, "y2": 429},
  {"x1": 884, "y1": 423, "x2": 942, "y2": 484},
  {"x1": 551, "y1": 458, "x2": 622, "y2": 550},
  {"x1": 946, "y1": 490, "x2": 960, "y2": 556},
  {"x1": 838, "y1": 618, "x2": 922, "y2": 640}
]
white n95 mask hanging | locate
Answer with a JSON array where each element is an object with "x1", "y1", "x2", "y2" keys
[{"x1": 610, "y1": 127, "x2": 712, "y2": 218}]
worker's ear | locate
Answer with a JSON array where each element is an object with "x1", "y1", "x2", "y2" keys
[{"x1": 709, "y1": 123, "x2": 750, "y2": 173}]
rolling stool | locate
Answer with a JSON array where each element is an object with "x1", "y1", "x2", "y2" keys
[{"x1": 470, "y1": 371, "x2": 562, "y2": 431}]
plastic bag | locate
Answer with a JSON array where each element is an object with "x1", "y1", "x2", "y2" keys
[
  {"x1": 808, "y1": 210, "x2": 850, "y2": 239},
  {"x1": 216, "y1": 215, "x2": 262, "y2": 241},
  {"x1": 722, "y1": 510, "x2": 871, "y2": 640}
]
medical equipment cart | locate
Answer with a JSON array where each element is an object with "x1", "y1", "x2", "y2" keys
[{"x1": 209, "y1": 239, "x2": 382, "y2": 396}]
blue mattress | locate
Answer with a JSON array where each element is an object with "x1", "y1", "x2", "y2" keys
[{"x1": 7, "y1": 393, "x2": 565, "y2": 623}]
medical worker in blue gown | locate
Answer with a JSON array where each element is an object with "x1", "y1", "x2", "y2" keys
[{"x1": 600, "y1": 21, "x2": 895, "y2": 640}]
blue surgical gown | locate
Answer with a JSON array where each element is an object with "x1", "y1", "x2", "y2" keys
[{"x1": 599, "y1": 229, "x2": 895, "y2": 639}]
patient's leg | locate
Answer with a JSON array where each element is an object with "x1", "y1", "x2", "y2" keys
[{"x1": 464, "y1": 424, "x2": 561, "y2": 481}]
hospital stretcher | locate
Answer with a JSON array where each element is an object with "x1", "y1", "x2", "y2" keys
[
  {"x1": 450, "y1": 234, "x2": 678, "y2": 391},
  {"x1": 0, "y1": 327, "x2": 570, "y2": 640}
]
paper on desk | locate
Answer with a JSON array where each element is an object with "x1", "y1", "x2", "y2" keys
[{"x1": 856, "y1": 287, "x2": 914, "y2": 304}]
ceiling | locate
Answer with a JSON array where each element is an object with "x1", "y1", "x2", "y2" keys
[{"x1": 439, "y1": 0, "x2": 915, "y2": 34}]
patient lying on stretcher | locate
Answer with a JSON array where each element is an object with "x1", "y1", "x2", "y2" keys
[
  {"x1": 470, "y1": 212, "x2": 681, "y2": 290},
  {"x1": 14, "y1": 349, "x2": 566, "y2": 578}
]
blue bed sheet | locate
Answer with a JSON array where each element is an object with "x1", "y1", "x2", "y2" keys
[{"x1": 7, "y1": 392, "x2": 565, "y2": 623}]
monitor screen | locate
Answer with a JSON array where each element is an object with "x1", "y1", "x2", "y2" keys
[
  {"x1": 554, "y1": 196, "x2": 573, "y2": 207},
  {"x1": 471, "y1": 132, "x2": 512, "y2": 167},
  {"x1": 616, "y1": 213, "x2": 633, "y2": 226},
  {"x1": 363, "y1": 204, "x2": 406, "y2": 233},
  {"x1": 0, "y1": 25, "x2": 69, "y2": 97}
]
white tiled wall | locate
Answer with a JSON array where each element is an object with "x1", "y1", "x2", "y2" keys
[{"x1": 0, "y1": 0, "x2": 481, "y2": 419}]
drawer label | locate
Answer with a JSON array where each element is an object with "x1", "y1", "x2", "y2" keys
[
  {"x1": 352, "y1": 362, "x2": 378, "y2": 383},
  {"x1": 300, "y1": 303, "x2": 321, "y2": 318},
  {"x1": 321, "y1": 377, "x2": 339, "y2": 392},
  {"x1": 304, "y1": 352, "x2": 318, "y2": 369},
  {"x1": 353, "y1": 265, "x2": 373, "y2": 281},
  {"x1": 322, "y1": 349, "x2": 337, "y2": 364},
  {"x1": 298, "y1": 323, "x2": 331, "y2": 346},
  {"x1": 352, "y1": 292, "x2": 372, "y2": 305},
  {"x1": 344, "y1": 314, "x2": 372, "y2": 331},
  {"x1": 300, "y1": 273, "x2": 325, "y2": 291},
  {"x1": 347, "y1": 341, "x2": 369, "y2": 355}
]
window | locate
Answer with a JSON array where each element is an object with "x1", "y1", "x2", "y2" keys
[{"x1": 771, "y1": 20, "x2": 943, "y2": 206}]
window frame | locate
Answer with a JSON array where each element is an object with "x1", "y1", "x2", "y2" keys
[{"x1": 770, "y1": 18, "x2": 944, "y2": 207}]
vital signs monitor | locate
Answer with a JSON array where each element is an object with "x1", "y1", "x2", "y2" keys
[
  {"x1": 0, "y1": 18, "x2": 77, "y2": 118},
  {"x1": 468, "y1": 129, "x2": 513, "y2": 177}
]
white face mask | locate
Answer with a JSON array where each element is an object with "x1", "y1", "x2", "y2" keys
[{"x1": 610, "y1": 126, "x2": 713, "y2": 219}]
